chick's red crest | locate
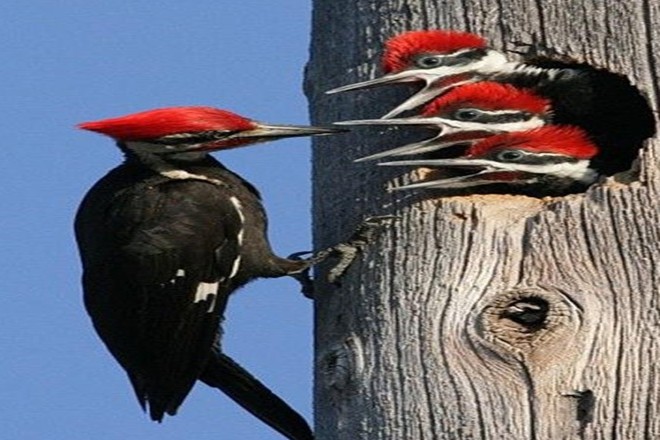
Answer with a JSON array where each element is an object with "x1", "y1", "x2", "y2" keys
[
  {"x1": 383, "y1": 30, "x2": 487, "y2": 73},
  {"x1": 468, "y1": 126, "x2": 598, "y2": 159},
  {"x1": 78, "y1": 106, "x2": 257, "y2": 141},
  {"x1": 422, "y1": 82, "x2": 551, "y2": 116}
]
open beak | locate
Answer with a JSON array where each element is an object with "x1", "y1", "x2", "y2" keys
[
  {"x1": 354, "y1": 137, "x2": 478, "y2": 162},
  {"x1": 334, "y1": 117, "x2": 498, "y2": 162},
  {"x1": 379, "y1": 158, "x2": 534, "y2": 190},
  {"x1": 381, "y1": 77, "x2": 475, "y2": 119},
  {"x1": 325, "y1": 70, "x2": 422, "y2": 95},
  {"x1": 326, "y1": 70, "x2": 476, "y2": 118}
]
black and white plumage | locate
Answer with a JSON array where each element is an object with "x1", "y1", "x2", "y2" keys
[
  {"x1": 75, "y1": 106, "x2": 342, "y2": 440},
  {"x1": 378, "y1": 125, "x2": 601, "y2": 196},
  {"x1": 328, "y1": 30, "x2": 656, "y2": 178},
  {"x1": 487, "y1": 56, "x2": 656, "y2": 176}
]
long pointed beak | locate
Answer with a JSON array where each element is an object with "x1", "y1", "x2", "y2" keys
[
  {"x1": 380, "y1": 158, "x2": 502, "y2": 168},
  {"x1": 326, "y1": 71, "x2": 477, "y2": 118},
  {"x1": 391, "y1": 170, "x2": 529, "y2": 190},
  {"x1": 334, "y1": 117, "x2": 442, "y2": 128},
  {"x1": 325, "y1": 71, "x2": 421, "y2": 95},
  {"x1": 334, "y1": 116, "x2": 491, "y2": 131},
  {"x1": 379, "y1": 158, "x2": 530, "y2": 190},
  {"x1": 354, "y1": 138, "x2": 473, "y2": 162},
  {"x1": 380, "y1": 158, "x2": 533, "y2": 190},
  {"x1": 335, "y1": 117, "x2": 496, "y2": 162},
  {"x1": 234, "y1": 123, "x2": 346, "y2": 140},
  {"x1": 381, "y1": 87, "x2": 443, "y2": 119},
  {"x1": 380, "y1": 78, "x2": 475, "y2": 119}
]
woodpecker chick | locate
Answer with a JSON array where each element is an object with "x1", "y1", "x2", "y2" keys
[
  {"x1": 75, "y1": 106, "x2": 344, "y2": 440},
  {"x1": 326, "y1": 30, "x2": 495, "y2": 117},
  {"x1": 329, "y1": 30, "x2": 655, "y2": 175},
  {"x1": 337, "y1": 82, "x2": 551, "y2": 161},
  {"x1": 380, "y1": 125, "x2": 600, "y2": 196}
]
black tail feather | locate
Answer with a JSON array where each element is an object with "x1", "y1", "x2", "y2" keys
[{"x1": 199, "y1": 350, "x2": 314, "y2": 440}]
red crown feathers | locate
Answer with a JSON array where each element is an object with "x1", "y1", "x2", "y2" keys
[
  {"x1": 468, "y1": 125, "x2": 598, "y2": 160},
  {"x1": 421, "y1": 82, "x2": 551, "y2": 116},
  {"x1": 382, "y1": 30, "x2": 487, "y2": 73},
  {"x1": 78, "y1": 106, "x2": 256, "y2": 141}
]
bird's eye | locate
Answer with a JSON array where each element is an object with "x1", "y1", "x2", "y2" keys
[
  {"x1": 497, "y1": 150, "x2": 525, "y2": 162},
  {"x1": 415, "y1": 55, "x2": 443, "y2": 69},
  {"x1": 454, "y1": 108, "x2": 483, "y2": 121}
]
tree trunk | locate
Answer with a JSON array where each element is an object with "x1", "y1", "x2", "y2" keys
[{"x1": 305, "y1": 1, "x2": 660, "y2": 439}]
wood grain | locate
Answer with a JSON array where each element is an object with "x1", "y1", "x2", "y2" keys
[{"x1": 306, "y1": 0, "x2": 660, "y2": 438}]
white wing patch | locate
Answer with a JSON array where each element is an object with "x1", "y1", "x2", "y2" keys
[
  {"x1": 229, "y1": 256, "x2": 242, "y2": 279},
  {"x1": 229, "y1": 196, "x2": 246, "y2": 246},
  {"x1": 228, "y1": 196, "x2": 245, "y2": 280},
  {"x1": 194, "y1": 281, "x2": 218, "y2": 313}
]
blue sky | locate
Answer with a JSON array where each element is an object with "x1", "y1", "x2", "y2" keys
[{"x1": 1, "y1": 2, "x2": 319, "y2": 439}]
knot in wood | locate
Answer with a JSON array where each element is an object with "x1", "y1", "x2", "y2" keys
[
  {"x1": 316, "y1": 334, "x2": 364, "y2": 396},
  {"x1": 502, "y1": 297, "x2": 549, "y2": 331},
  {"x1": 477, "y1": 287, "x2": 583, "y2": 362}
]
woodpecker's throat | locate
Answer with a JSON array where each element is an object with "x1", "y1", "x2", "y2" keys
[{"x1": 123, "y1": 141, "x2": 226, "y2": 185}]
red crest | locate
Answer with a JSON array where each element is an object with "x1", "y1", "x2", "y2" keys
[
  {"x1": 383, "y1": 30, "x2": 487, "y2": 73},
  {"x1": 468, "y1": 126, "x2": 598, "y2": 159},
  {"x1": 78, "y1": 106, "x2": 256, "y2": 141},
  {"x1": 422, "y1": 82, "x2": 551, "y2": 116}
]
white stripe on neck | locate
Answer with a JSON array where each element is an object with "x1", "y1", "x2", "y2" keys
[{"x1": 126, "y1": 141, "x2": 225, "y2": 186}]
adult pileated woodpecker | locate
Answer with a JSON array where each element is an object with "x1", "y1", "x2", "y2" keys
[
  {"x1": 327, "y1": 29, "x2": 655, "y2": 173},
  {"x1": 75, "y1": 106, "x2": 344, "y2": 440},
  {"x1": 379, "y1": 125, "x2": 600, "y2": 196},
  {"x1": 338, "y1": 82, "x2": 551, "y2": 162}
]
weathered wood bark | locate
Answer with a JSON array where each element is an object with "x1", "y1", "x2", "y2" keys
[{"x1": 305, "y1": 1, "x2": 660, "y2": 439}]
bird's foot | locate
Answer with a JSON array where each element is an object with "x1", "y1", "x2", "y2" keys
[
  {"x1": 288, "y1": 251, "x2": 316, "y2": 299},
  {"x1": 322, "y1": 215, "x2": 397, "y2": 283},
  {"x1": 288, "y1": 215, "x2": 397, "y2": 297}
]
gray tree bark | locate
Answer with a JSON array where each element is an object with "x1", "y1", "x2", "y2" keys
[{"x1": 305, "y1": 1, "x2": 660, "y2": 439}]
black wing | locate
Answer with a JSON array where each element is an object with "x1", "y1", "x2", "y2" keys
[{"x1": 76, "y1": 171, "x2": 243, "y2": 421}]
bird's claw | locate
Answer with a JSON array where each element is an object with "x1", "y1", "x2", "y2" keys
[
  {"x1": 288, "y1": 251, "x2": 314, "y2": 260},
  {"x1": 320, "y1": 215, "x2": 398, "y2": 284},
  {"x1": 288, "y1": 216, "x2": 397, "y2": 297},
  {"x1": 288, "y1": 269, "x2": 315, "y2": 299},
  {"x1": 287, "y1": 251, "x2": 315, "y2": 299}
]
